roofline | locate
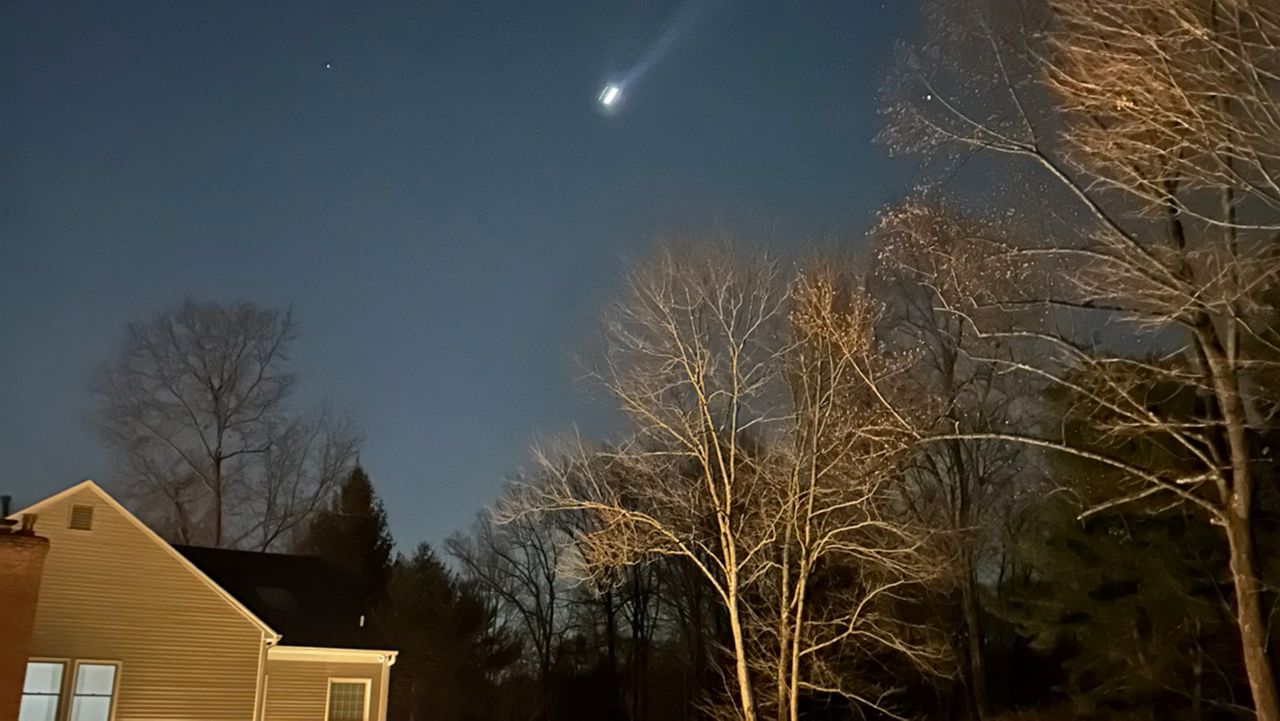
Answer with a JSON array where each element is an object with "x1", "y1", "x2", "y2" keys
[
  {"x1": 14, "y1": 480, "x2": 282, "y2": 642},
  {"x1": 268, "y1": 645, "x2": 398, "y2": 665}
]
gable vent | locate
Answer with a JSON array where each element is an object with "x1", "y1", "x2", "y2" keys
[{"x1": 68, "y1": 504, "x2": 94, "y2": 531}]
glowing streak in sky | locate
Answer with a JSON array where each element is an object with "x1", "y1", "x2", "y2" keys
[
  {"x1": 597, "y1": 0, "x2": 718, "y2": 113},
  {"x1": 599, "y1": 84, "x2": 622, "y2": 107}
]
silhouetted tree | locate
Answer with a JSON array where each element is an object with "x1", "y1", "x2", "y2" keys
[
  {"x1": 447, "y1": 504, "x2": 569, "y2": 690},
  {"x1": 92, "y1": 299, "x2": 360, "y2": 549},
  {"x1": 875, "y1": 217, "x2": 1029, "y2": 721},
  {"x1": 383, "y1": 544, "x2": 521, "y2": 721},
  {"x1": 301, "y1": 464, "x2": 394, "y2": 609}
]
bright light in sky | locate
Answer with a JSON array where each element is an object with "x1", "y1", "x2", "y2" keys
[
  {"x1": 595, "y1": 0, "x2": 716, "y2": 115},
  {"x1": 598, "y1": 84, "x2": 623, "y2": 108}
]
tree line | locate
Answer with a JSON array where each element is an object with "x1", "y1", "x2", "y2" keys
[{"x1": 91, "y1": 0, "x2": 1280, "y2": 719}]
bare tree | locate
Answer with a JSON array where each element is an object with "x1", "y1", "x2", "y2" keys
[
  {"x1": 517, "y1": 244, "x2": 787, "y2": 721},
  {"x1": 92, "y1": 300, "x2": 359, "y2": 548},
  {"x1": 242, "y1": 407, "x2": 360, "y2": 551},
  {"x1": 882, "y1": 1, "x2": 1280, "y2": 715},
  {"x1": 619, "y1": 561, "x2": 664, "y2": 721},
  {"x1": 548, "y1": 473, "x2": 668, "y2": 720},
  {"x1": 659, "y1": 551, "x2": 725, "y2": 720},
  {"x1": 447, "y1": 500, "x2": 569, "y2": 689},
  {"x1": 874, "y1": 209, "x2": 1029, "y2": 720},
  {"x1": 760, "y1": 264, "x2": 951, "y2": 721},
  {"x1": 509, "y1": 245, "x2": 949, "y2": 721}
]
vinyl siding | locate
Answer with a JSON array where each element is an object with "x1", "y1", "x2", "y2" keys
[
  {"x1": 264, "y1": 658, "x2": 386, "y2": 721},
  {"x1": 26, "y1": 485, "x2": 268, "y2": 721}
]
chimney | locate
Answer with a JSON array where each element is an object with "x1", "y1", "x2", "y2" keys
[{"x1": 0, "y1": 499, "x2": 50, "y2": 721}]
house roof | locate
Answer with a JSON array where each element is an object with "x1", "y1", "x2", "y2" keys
[
  {"x1": 13, "y1": 480, "x2": 395, "y2": 656},
  {"x1": 174, "y1": 544, "x2": 393, "y2": 652}
]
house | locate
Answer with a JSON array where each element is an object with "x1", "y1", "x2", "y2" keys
[{"x1": 7, "y1": 480, "x2": 396, "y2": 721}]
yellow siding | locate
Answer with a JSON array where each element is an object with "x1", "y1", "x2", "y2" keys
[
  {"x1": 264, "y1": 659, "x2": 386, "y2": 721},
  {"x1": 27, "y1": 485, "x2": 267, "y2": 721}
]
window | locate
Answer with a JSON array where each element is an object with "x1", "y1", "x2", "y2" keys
[
  {"x1": 326, "y1": 679, "x2": 369, "y2": 721},
  {"x1": 69, "y1": 662, "x2": 117, "y2": 721},
  {"x1": 19, "y1": 661, "x2": 64, "y2": 721}
]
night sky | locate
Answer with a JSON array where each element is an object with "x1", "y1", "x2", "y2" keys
[{"x1": 1, "y1": 1, "x2": 920, "y2": 548}]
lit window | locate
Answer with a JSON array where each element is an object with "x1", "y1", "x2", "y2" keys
[
  {"x1": 326, "y1": 680, "x2": 368, "y2": 721},
  {"x1": 19, "y1": 661, "x2": 64, "y2": 721},
  {"x1": 69, "y1": 663, "x2": 117, "y2": 721}
]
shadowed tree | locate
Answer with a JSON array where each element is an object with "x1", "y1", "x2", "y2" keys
[
  {"x1": 92, "y1": 300, "x2": 360, "y2": 549},
  {"x1": 300, "y1": 464, "x2": 394, "y2": 610},
  {"x1": 447, "y1": 500, "x2": 570, "y2": 692},
  {"x1": 1007, "y1": 494, "x2": 1234, "y2": 718},
  {"x1": 874, "y1": 221, "x2": 1027, "y2": 721},
  {"x1": 383, "y1": 543, "x2": 522, "y2": 721}
]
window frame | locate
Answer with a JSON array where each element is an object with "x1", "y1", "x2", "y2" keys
[
  {"x1": 19, "y1": 658, "x2": 68, "y2": 721},
  {"x1": 324, "y1": 677, "x2": 371, "y2": 721},
  {"x1": 68, "y1": 659, "x2": 121, "y2": 721}
]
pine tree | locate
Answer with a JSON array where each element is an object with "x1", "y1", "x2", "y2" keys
[
  {"x1": 383, "y1": 544, "x2": 521, "y2": 721},
  {"x1": 1004, "y1": 496, "x2": 1232, "y2": 716},
  {"x1": 301, "y1": 465, "x2": 394, "y2": 609},
  {"x1": 1002, "y1": 373, "x2": 1252, "y2": 716}
]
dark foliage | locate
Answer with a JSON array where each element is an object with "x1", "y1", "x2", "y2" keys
[
  {"x1": 300, "y1": 465, "x2": 394, "y2": 609},
  {"x1": 382, "y1": 544, "x2": 522, "y2": 721}
]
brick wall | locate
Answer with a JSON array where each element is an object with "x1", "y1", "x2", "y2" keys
[{"x1": 0, "y1": 530, "x2": 50, "y2": 721}]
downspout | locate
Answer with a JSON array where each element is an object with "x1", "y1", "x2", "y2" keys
[
  {"x1": 379, "y1": 652, "x2": 397, "y2": 721},
  {"x1": 253, "y1": 632, "x2": 281, "y2": 721}
]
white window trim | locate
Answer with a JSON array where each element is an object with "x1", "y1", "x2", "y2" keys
[
  {"x1": 324, "y1": 677, "x2": 372, "y2": 721},
  {"x1": 69, "y1": 659, "x2": 121, "y2": 721},
  {"x1": 20, "y1": 658, "x2": 69, "y2": 721}
]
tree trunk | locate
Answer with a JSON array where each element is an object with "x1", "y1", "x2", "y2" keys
[
  {"x1": 212, "y1": 452, "x2": 225, "y2": 547},
  {"x1": 1191, "y1": 624, "x2": 1203, "y2": 721},
  {"x1": 1226, "y1": 510, "x2": 1279, "y2": 721},
  {"x1": 960, "y1": 560, "x2": 989, "y2": 721},
  {"x1": 776, "y1": 532, "x2": 792, "y2": 721},
  {"x1": 939, "y1": 344, "x2": 989, "y2": 720},
  {"x1": 727, "y1": 589, "x2": 758, "y2": 721},
  {"x1": 212, "y1": 487, "x2": 224, "y2": 547},
  {"x1": 1203, "y1": 331, "x2": 1280, "y2": 721},
  {"x1": 787, "y1": 566, "x2": 808, "y2": 721},
  {"x1": 603, "y1": 587, "x2": 618, "y2": 673},
  {"x1": 776, "y1": 606, "x2": 790, "y2": 721}
]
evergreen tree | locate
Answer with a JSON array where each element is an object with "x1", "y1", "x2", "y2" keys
[
  {"x1": 383, "y1": 544, "x2": 521, "y2": 721},
  {"x1": 1004, "y1": 496, "x2": 1233, "y2": 717},
  {"x1": 300, "y1": 464, "x2": 394, "y2": 609},
  {"x1": 1001, "y1": 373, "x2": 1257, "y2": 717}
]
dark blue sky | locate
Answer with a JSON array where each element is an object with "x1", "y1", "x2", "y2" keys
[{"x1": 1, "y1": 1, "x2": 920, "y2": 548}]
